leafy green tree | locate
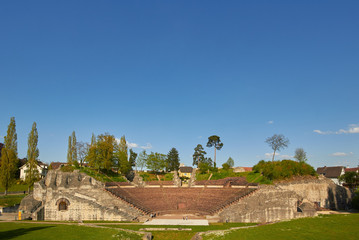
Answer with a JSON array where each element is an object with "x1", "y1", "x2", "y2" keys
[
  {"x1": 265, "y1": 134, "x2": 289, "y2": 161},
  {"x1": 146, "y1": 152, "x2": 166, "y2": 172},
  {"x1": 97, "y1": 134, "x2": 116, "y2": 170},
  {"x1": 129, "y1": 149, "x2": 137, "y2": 168},
  {"x1": 87, "y1": 133, "x2": 100, "y2": 171},
  {"x1": 294, "y1": 148, "x2": 307, "y2": 162},
  {"x1": 206, "y1": 135, "x2": 223, "y2": 168},
  {"x1": 115, "y1": 136, "x2": 130, "y2": 174},
  {"x1": 222, "y1": 163, "x2": 230, "y2": 170},
  {"x1": 226, "y1": 157, "x2": 234, "y2": 168},
  {"x1": 0, "y1": 117, "x2": 18, "y2": 195},
  {"x1": 339, "y1": 172, "x2": 359, "y2": 189},
  {"x1": 192, "y1": 144, "x2": 206, "y2": 167},
  {"x1": 136, "y1": 150, "x2": 147, "y2": 171},
  {"x1": 25, "y1": 122, "x2": 40, "y2": 192},
  {"x1": 167, "y1": 148, "x2": 180, "y2": 171}
]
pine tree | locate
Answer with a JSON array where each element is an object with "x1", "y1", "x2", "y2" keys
[
  {"x1": 0, "y1": 117, "x2": 18, "y2": 195},
  {"x1": 26, "y1": 122, "x2": 40, "y2": 192},
  {"x1": 167, "y1": 148, "x2": 180, "y2": 171}
]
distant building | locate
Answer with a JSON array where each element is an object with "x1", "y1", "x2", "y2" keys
[
  {"x1": 316, "y1": 166, "x2": 345, "y2": 185},
  {"x1": 345, "y1": 167, "x2": 359, "y2": 174},
  {"x1": 179, "y1": 166, "x2": 193, "y2": 178},
  {"x1": 19, "y1": 160, "x2": 48, "y2": 180},
  {"x1": 49, "y1": 162, "x2": 67, "y2": 170},
  {"x1": 233, "y1": 167, "x2": 252, "y2": 173}
]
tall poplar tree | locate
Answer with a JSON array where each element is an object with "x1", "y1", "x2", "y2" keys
[
  {"x1": 0, "y1": 117, "x2": 18, "y2": 195},
  {"x1": 71, "y1": 131, "x2": 77, "y2": 163},
  {"x1": 67, "y1": 135, "x2": 73, "y2": 165},
  {"x1": 67, "y1": 131, "x2": 77, "y2": 165},
  {"x1": 116, "y1": 135, "x2": 130, "y2": 174},
  {"x1": 26, "y1": 122, "x2": 40, "y2": 192},
  {"x1": 87, "y1": 133, "x2": 100, "y2": 171}
]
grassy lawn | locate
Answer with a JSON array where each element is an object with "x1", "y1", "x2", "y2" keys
[
  {"x1": 0, "y1": 183, "x2": 30, "y2": 193},
  {"x1": 103, "y1": 222, "x2": 255, "y2": 240},
  {"x1": 1, "y1": 215, "x2": 358, "y2": 240},
  {"x1": 0, "y1": 194, "x2": 26, "y2": 207},
  {"x1": 0, "y1": 222, "x2": 142, "y2": 240},
  {"x1": 203, "y1": 214, "x2": 359, "y2": 240}
]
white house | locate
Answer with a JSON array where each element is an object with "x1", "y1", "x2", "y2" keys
[
  {"x1": 316, "y1": 166, "x2": 345, "y2": 185},
  {"x1": 19, "y1": 161, "x2": 48, "y2": 180}
]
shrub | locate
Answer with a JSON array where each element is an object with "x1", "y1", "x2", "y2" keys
[
  {"x1": 61, "y1": 165, "x2": 75, "y2": 172},
  {"x1": 253, "y1": 159, "x2": 316, "y2": 181},
  {"x1": 352, "y1": 190, "x2": 359, "y2": 210},
  {"x1": 222, "y1": 163, "x2": 230, "y2": 170}
]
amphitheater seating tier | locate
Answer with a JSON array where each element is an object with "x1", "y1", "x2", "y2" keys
[{"x1": 106, "y1": 187, "x2": 256, "y2": 215}]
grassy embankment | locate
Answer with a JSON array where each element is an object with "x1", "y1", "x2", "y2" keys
[
  {"x1": 0, "y1": 194, "x2": 26, "y2": 207},
  {"x1": 196, "y1": 169, "x2": 272, "y2": 184},
  {"x1": 0, "y1": 183, "x2": 30, "y2": 207},
  {"x1": 0, "y1": 183, "x2": 30, "y2": 193},
  {"x1": 79, "y1": 167, "x2": 127, "y2": 182}
]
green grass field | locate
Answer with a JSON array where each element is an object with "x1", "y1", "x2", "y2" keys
[
  {"x1": 0, "y1": 222, "x2": 142, "y2": 240},
  {"x1": 1, "y1": 214, "x2": 358, "y2": 240},
  {"x1": 203, "y1": 214, "x2": 359, "y2": 240}
]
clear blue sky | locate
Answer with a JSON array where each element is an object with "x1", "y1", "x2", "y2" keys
[{"x1": 1, "y1": 1, "x2": 358, "y2": 168}]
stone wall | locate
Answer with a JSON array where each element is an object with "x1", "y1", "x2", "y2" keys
[
  {"x1": 19, "y1": 170, "x2": 144, "y2": 221},
  {"x1": 276, "y1": 176, "x2": 352, "y2": 210},
  {"x1": 218, "y1": 185, "x2": 315, "y2": 223},
  {"x1": 218, "y1": 176, "x2": 352, "y2": 223}
]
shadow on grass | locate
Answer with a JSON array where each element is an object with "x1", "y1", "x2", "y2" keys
[{"x1": 0, "y1": 226, "x2": 54, "y2": 239}]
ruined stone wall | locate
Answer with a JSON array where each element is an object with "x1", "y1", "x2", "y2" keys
[
  {"x1": 218, "y1": 185, "x2": 316, "y2": 223},
  {"x1": 20, "y1": 170, "x2": 144, "y2": 221},
  {"x1": 276, "y1": 176, "x2": 352, "y2": 210}
]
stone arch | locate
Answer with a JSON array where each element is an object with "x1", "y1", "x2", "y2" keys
[{"x1": 56, "y1": 198, "x2": 70, "y2": 211}]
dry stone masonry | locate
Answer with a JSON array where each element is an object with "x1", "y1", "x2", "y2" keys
[{"x1": 20, "y1": 171, "x2": 352, "y2": 222}]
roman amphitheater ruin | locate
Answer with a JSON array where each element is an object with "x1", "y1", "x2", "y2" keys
[{"x1": 19, "y1": 169, "x2": 352, "y2": 223}]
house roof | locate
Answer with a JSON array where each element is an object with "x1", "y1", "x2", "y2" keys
[
  {"x1": 19, "y1": 160, "x2": 48, "y2": 169},
  {"x1": 316, "y1": 166, "x2": 344, "y2": 178},
  {"x1": 50, "y1": 162, "x2": 67, "y2": 170},
  {"x1": 345, "y1": 167, "x2": 359, "y2": 173},
  {"x1": 179, "y1": 166, "x2": 193, "y2": 173}
]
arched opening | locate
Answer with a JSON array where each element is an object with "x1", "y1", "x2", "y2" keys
[
  {"x1": 56, "y1": 198, "x2": 70, "y2": 211},
  {"x1": 59, "y1": 201, "x2": 68, "y2": 211}
]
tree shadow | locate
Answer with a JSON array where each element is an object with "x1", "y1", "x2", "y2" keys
[{"x1": 0, "y1": 226, "x2": 54, "y2": 239}]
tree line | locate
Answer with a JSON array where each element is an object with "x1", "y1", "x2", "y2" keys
[
  {"x1": 65, "y1": 132, "x2": 181, "y2": 174},
  {"x1": 0, "y1": 117, "x2": 40, "y2": 195}
]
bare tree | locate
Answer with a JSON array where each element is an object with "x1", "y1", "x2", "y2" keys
[
  {"x1": 294, "y1": 148, "x2": 307, "y2": 162},
  {"x1": 76, "y1": 141, "x2": 89, "y2": 167},
  {"x1": 265, "y1": 134, "x2": 289, "y2": 161}
]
